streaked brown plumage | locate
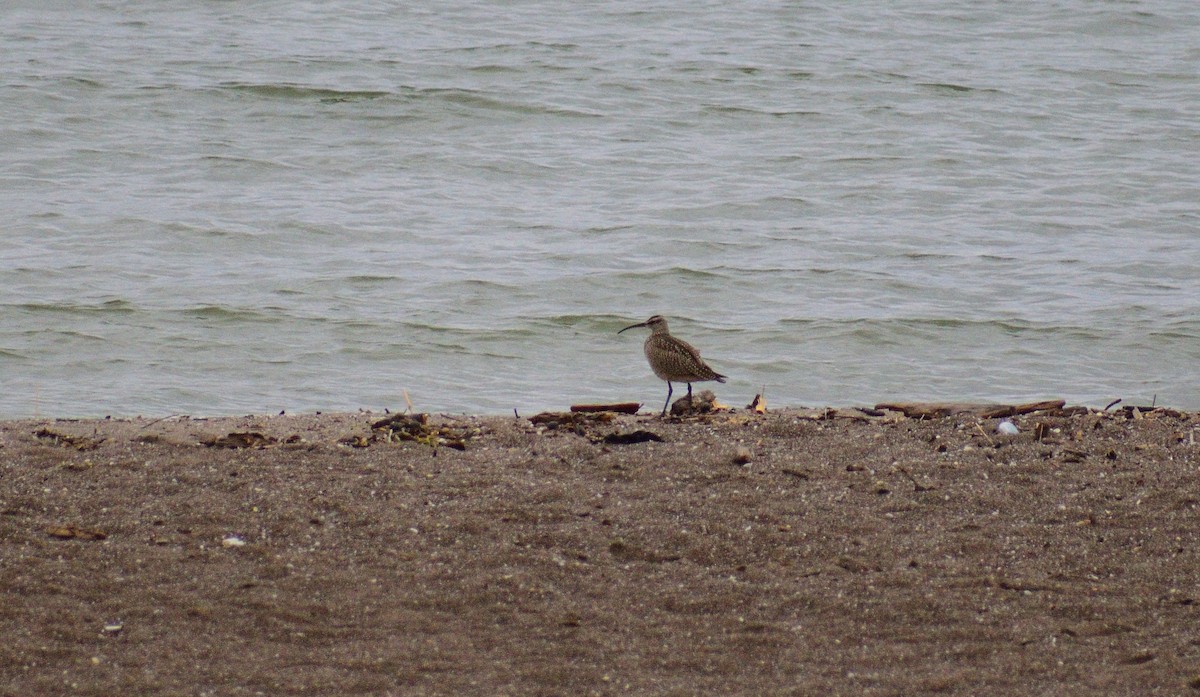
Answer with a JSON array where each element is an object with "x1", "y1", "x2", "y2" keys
[{"x1": 618, "y1": 314, "x2": 727, "y2": 416}]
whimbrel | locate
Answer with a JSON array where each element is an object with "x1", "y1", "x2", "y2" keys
[{"x1": 618, "y1": 315, "x2": 727, "y2": 417}]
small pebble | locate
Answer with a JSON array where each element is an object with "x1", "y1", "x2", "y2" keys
[
  {"x1": 997, "y1": 420, "x2": 1019, "y2": 435},
  {"x1": 221, "y1": 535, "x2": 246, "y2": 548}
]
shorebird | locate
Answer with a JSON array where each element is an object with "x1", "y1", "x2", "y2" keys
[{"x1": 618, "y1": 315, "x2": 727, "y2": 417}]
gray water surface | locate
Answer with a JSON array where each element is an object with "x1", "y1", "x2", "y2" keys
[{"x1": 3, "y1": 2, "x2": 1198, "y2": 417}]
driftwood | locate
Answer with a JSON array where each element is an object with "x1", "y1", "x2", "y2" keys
[
  {"x1": 978, "y1": 400, "x2": 1067, "y2": 418},
  {"x1": 829, "y1": 408, "x2": 887, "y2": 422},
  {"x1": 875, "y1": 400, "x2": 1067, "y2": 419},
  {"x1": 1120, "y1": 405, "x2": 1185, "y2": 420},
  {"x1": 570, "y1": 402, "x2": 641, "y2": 414}
]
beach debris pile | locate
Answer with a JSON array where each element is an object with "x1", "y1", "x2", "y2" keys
[
  {"x1": 34, "y1": 428, "x2": 104, "y2": 451},
  {"x1": 669, "y1": 389, "x2": 727, "y2": 416},
  {"x1": 529, "y1": 409, "x2": 665, "y2": 444},
  {"x1": 365, "y1": 413, "x2": 477, "y2": 452},
  {"x1": 203, "y1": 431, "x2": 279, "y2": 449},
  {"x1": 529, "y1": 409, "x2": 619, "y2": 434}
]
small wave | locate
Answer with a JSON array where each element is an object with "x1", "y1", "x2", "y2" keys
[
  {"x1": 702, "y1": 104, "x2": 821, "y2": 118},
  {"x1": 898, "y1": 252, "x2": 959, "y2": 261},
  {"x1": 543, "y1": 313, "x2": 634, "y2": 331},
  {"x1": 30, "y1": 329, "x2": 108, "y2": 342},
  {"x1": 181, "y1": 305, "x2": 283, "y2": 323},
  {"x1": 429, "y1": 278, "x2": 521, "y2": 294},
  {"x1": 917, "y1": 82, "x2": 982, "y2": 94},
  {"x1": 1148, "y1": 321, "x2": 1200, "y2": 341},
  {"x1": 13, "y1": 300, "x2": 137, "y2": 315},
  {"x1": 457, "y1": 40, "x2": 579, "y2": 53},
  {"x1": 778, "y1": 317, "x2": 1106, "y2": 339},
  {"x1": 466, "y1": 64, "x2": 524, "y2": 75},
  {"x1": 391, "y1": 320, "x2": 539, "y2": 340},
  {"x1": 219, "y1": 82, "x2": 390, "y2": 102},
  {"x1": 824, "y1": 155, "x2": 905, "y2": 164},
  {"x1": 610, "y1": 267, "x2": 731, "y2": 282},
  {"x1": 406, "y1": 87, "x2": 601, "y2": 118},
  {"x1": 196, "y1": 154, "x2": 301, "y2": 170},
  {"x1": 63, "y1": 77, "x2": 106, "y2": 89},
  {"x1": 709, "y1": 265, "x2": 804, "y2": 276}
]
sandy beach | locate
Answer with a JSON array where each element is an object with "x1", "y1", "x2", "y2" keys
[{"x1": 2, "y1": 403, "x2": 1198, "y2": 695}]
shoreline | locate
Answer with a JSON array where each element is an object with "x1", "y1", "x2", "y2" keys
[{"x1": 1, "y1": 395, "x2": 1182, "y2": 426}]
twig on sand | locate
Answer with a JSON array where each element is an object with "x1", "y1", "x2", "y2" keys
[
  {"x1": 896, "y1": 466, "x2": 934, "y2": 492},
  {"x1": 139, "y1": 414, "x2": 185, "y2": 430}
]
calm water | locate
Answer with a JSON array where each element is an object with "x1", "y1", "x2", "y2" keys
[{"x1": 2, "y1": 1, "x2": 1199, "y2": 417}]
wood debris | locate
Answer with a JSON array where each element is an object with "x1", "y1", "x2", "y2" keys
[
  {"x1": 875, "y1": 400, "x2": 1067, "y2": 419},
  {"x1": 34, "y1": 428, "x2": 104, "y2": 451},
  {"x1": 978, "y1": 400, "x2": 1067, "y2": 418},
  {"x1": 570, "y1": 402, "x2": 641, "y2": 414}
]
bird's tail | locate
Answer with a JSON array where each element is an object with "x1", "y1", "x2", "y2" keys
[{"x1": 714, "y1": 373, "x2": 727, "y2": 383}]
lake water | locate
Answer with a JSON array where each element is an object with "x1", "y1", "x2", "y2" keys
[{"x1": 2, "y1": 1, "x2": 1198, "y2": 418}]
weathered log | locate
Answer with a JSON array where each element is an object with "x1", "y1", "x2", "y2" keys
[
  {"x1": 875, "y1": 400, "x2": 1066, "y2": 420},
  {"x1": 570, "y1": 402, "x2": 641, "y2": 414},
  {"x1": 978, "y1": 400, "x2": 1067, "y2": 418},
  {"x1": 830, "y1": 408, "x2": 887, "y2": 422},
  {"x1": 874, "y1": 402, "x2": 988, "y2": 419}
]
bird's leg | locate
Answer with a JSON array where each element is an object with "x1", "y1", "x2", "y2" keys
[{"x1": 661, "y1": 381, "x2": 673, "y2": 417}]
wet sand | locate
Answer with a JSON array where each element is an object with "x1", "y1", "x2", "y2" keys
[{"x1": 2, "y1": 405, "x2": 1199, "y2": 695}]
